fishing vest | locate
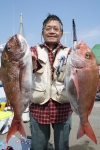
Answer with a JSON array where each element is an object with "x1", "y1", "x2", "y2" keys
[{"x1": 30, "y1": 46, "x2": 70, "y2": 105}]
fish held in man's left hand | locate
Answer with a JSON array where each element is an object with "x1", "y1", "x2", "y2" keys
[
  {"x1": 1, "y1": 34, "x2": 32, "y2": 143},
  {"x1": 65, "y1": 41, "x2": 99, "y2": 144}
]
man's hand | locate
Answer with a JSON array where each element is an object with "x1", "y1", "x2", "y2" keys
[
  {"x1": 68, "y1": 48, "x2": 72, "y2": 55},
  {"x1": 31, "y1": 51, "x2": 37, "y2": 61},
  {"x1": 30, "y1": 46, "x2": 38, "y2": 61}
]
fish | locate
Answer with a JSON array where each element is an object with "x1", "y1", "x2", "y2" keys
[
  {"x1": 65, "y1": 41, "x2": 99, "y2": 144},
  {"x1": 1, "y1": 34, "x2": 32, "y2": 143}
]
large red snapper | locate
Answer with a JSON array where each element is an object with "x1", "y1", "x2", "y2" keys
[
  {"x1": 65, "y1": 41, "x2": 99, "y2": 144},
  {"x1": 1, "y1": 34, "x2": 32, "y2": 142}
]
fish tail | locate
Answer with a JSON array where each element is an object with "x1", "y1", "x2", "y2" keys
[
  {"x1": 6, "y1": 117, "x2": 26, "y2": 143},
  {"x1": 77, "y1": 122, "x2": 97, "y2": 144}
]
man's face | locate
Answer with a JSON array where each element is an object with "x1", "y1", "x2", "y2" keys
[{"x1": 42, "y1": 20, "x2": 63, "y2": 44}]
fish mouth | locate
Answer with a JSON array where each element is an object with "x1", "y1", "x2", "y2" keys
[
  {"x1": 14, "y1": 34, "x2": 22, "y2": 45},
  {"x1": 14, "y1": 34, "x2": 28, "y2": 53}
]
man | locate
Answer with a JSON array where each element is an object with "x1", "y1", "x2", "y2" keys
[{"x1": 29, "y1": 14, "x2": 72, "y2": 150}]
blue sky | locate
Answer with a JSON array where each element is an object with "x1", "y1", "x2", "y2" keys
[{"x1": 0, "y1": 0, "x2": 100, "y2": 49}]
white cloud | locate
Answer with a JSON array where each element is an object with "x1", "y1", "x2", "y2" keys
[{"x1": 78, "y1": 25, "x2": 100, "y2": 40}]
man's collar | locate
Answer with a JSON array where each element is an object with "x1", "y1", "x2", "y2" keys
[{"x1": 39, "y1": 42, "x2": 66, "y2": 51}]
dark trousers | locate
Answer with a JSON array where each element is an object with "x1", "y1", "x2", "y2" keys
[{"x1": 29, "y1": 113, "x2": 72, "y2": 150}]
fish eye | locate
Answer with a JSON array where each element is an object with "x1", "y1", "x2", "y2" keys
[
  {"x1": 85, "y1": 52, "x2": 90, "y2": 59},
  {"x1": 7, "y1": 46, "x2": 11, "y2": 52}
]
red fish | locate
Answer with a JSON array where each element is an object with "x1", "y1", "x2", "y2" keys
[
  {"x1": 65, "y1": 41, "x2": 99, "y2": 144},
  {"x1": 1, "y1": 34, "x2": 32, "y2": 142}
]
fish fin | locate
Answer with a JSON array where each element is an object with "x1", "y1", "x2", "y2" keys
[
  {"x1": 6, "y1": 118, "x2": 26, "y2": 143},
  {"x1": 70, "y1": 69, "x2": 79, "y2": 100},
  {"x1": 77, "y1": 122, "x2": 97, "y2": 144},
  {"x1": 19, "y1": 61, "x2": 26, "y2": 91},
  {"x1": 70, "y1": 103, "x2": 78, "y2": 114}
]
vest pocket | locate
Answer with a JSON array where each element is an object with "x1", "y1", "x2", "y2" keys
[
  {"x1": 56, "y1": 86, "x2": 70, "y2": 103},
  {"x1": 54, "y1": 65, "x2": 66, "y2": 82},
  {"x1": 31, "y1": 89, "x2": 46, "y2": 104}
]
